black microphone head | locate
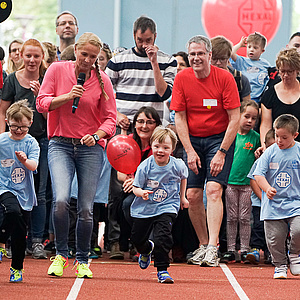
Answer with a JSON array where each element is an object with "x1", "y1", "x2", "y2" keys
[{"x1": 77, "y1": 72, "x2": 86, "y2": 86}]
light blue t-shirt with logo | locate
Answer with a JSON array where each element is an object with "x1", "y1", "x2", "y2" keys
[
  {"x1": 131, "y1": 155, "x2": 188, "y2": 218},
  {"x1": 230, "y1": 55, "x2": 270, "y2": 103},
  {"x1": 0, "y1": 132, "x2": 40, "y2": 211},
  {"x1": 253, "y1": 142, "x2": 300, "y2": 220}
]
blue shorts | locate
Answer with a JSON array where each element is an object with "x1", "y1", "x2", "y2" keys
[{"x1": 183, "y1": 132, "x2": 235, "y2": 189}]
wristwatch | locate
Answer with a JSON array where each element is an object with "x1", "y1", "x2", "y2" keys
[
  {"x1": 218, "y1": 147, "x2": 228, "y2": 155},
  {"x1": 92, "y1": 134, "x2": 100, "y2": 143}
]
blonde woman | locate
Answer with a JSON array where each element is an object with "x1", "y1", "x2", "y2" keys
[{"x1": 37, "y1": 32, "x2": 117, "y2": 279}]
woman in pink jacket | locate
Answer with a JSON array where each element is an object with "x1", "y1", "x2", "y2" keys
[{"x1": 36, "y1": 32, "x2": 117, "y2": 279}]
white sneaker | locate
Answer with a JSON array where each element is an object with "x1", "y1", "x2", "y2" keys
[
  {"x1": 187, "y1": 245, "x2": 207, "y2": 265},
  {"x1": 289, "y1": 253, "x2": 300, "y2": 276},
  {"x1": 274, "y1": 265, "x2": 288, "y2": 279},
  {"x1": 201, "y1": 245, "x2": 219, "y2": 267}
]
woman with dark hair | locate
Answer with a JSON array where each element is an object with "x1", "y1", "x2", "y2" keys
[
  {"x1": 37, "y1": 32, "x2": 117, "y2": 278},
  {"x1": 115, "y1": 106, "x2": 161, "y2": 259}
]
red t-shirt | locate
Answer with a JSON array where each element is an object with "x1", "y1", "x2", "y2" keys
[{"x1": 170, "y1": 65, "x2": 240, "y2": 137}]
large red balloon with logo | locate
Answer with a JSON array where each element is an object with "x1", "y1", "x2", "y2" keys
[
  {"x1": 107, "y1": 135, "x2": 141, "y2": 174},
  {"x1": 202, "y1": 0, "x2": 282, "y2": 56}
]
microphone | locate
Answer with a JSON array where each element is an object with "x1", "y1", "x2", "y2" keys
[{"x1": 72, "y1": 72, "x2": 86, "y2": 113}]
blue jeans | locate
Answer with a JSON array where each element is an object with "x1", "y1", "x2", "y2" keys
[
  {"x1": 48, "y1": 139, "x2": 103, "y2": 263},
  {"x1": 31, "y1": 137, "x2": 49, "y2": 243}
]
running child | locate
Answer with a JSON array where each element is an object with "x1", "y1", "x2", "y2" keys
[
  {"x1": 131, "y1": 126, "x2": 188, "y2": 283},
  {"x1": 0, "y1": 100, "x2": 40, "y2": 282},
  {"x1": 254, "y1": 114, "x2": 300, "y2": 279}
]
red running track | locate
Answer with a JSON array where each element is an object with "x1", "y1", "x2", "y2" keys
[{"x1": 1, "y1": 253, "x2": 299, "y2": 300}]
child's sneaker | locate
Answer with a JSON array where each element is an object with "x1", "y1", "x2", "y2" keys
[
  {"x1": 157, "y1": 271, "x2": 174, "y2": 284},
  {"x1": 138, "y1": 240, "x2": 154, "y2": 270},
  {"x1": 246, "y1": 248, "x2": 260, "y2": 265},
  {"x1": 48, "y1": 255, "x2": 69, "y2": 277},
  {"x1": 289, "y1": 253, "x2": 300, "y2": 276},
  {"x1": 0, "y1": 247, "x2": 7, "y2": 263},
  {"x1": 74, "y1": 261, "x2": 93, "y2": 278},
  {"x1": 220, "y1": 251, "x2": 235, "y2": 263},
  {"x1": 201, "y1": 245, "x2": 219, "y2": 267},
  {"x1": 10, "y1": 267, "x2": 23, "y2": 282},
  {"x1": 274, "y1": 265, "x2": 288, "y2": 279}
]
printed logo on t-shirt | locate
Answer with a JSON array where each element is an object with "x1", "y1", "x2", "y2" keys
[
  {"x1": 152, "y1": 189, "x2": 167, "y2": 202},
  {"x1": 275, "y1": 172, "x2": 291, "y2": 188},
  {"x1": 11, "y1": 167, "x2": 26, "y2": 184},
  {"x1": 243, "y1": 142, "x2": 254, "y2": 150},
  {"x1": 1, "y1": 159, "x2": 15, "y2": 168},
  {"x1": 258, "y1": 72, "x2": 268, "y2": 85},
  {"x1": 291, "y1": 160, "x2": 300, "y2": 169}
]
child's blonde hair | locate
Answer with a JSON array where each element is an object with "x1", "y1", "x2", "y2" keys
[
  {"x1": 150, "y1": 126, "x2": 178, "y2": 151},
  {"x1": 247, "y1": 32, "x2": 267, "y2": 49},
  {"x1": 240, "y1": 99, "x2": 259, "y2": 114},
  {"x1": 6, "y1": 99, "x2": 33, "y2": 122}
]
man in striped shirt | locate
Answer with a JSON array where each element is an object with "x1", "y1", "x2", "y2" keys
[{"x1": 106, "y1": 15, "x2": 177, "y2": 131}]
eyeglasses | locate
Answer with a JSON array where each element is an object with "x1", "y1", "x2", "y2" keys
[
  {"x1": 56, "y1": 21, "x2": 77, "y2": 27},
  {"x1": 211, "y1": 57, "x2": 229, "y2": 63},
  {"x1": 8, "y1": 124, "x2": 31, "y2": 132},
  {"x1": 10, "y1": 48, "x2": 21, "y2": 53},
  {"x1": 279, "y1": 69, "x2": 296, "y2": 75},
  {"x1": 136, "y1": 119, "x2": 156, "y2": 125},
  {"x1": 188, "y1": 51, "x2": 208, "y2": 58}
]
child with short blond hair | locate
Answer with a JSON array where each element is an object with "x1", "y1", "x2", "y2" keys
[
  {"x1": 231, "y1": 32, "x2": 271, "y2": 103},
  {"x1": 254, "y1": 114, "x2": 300, "y2": 279},
  {"x1": 0, "y1": 100, "x2": 40, "y2": 282},
  {"x1": 131, "y1": 126, "x2": 188, "y2": 284}
]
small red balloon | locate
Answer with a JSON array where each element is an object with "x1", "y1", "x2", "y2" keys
[{"x1": 107, "y1": 135, "x2": 141, "y2": 174}]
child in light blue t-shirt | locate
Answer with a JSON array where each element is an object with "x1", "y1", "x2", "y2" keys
[
  {"x1": 0, "y1": 100, "x2": 40, "y2": 282},
  {"x1": 230, "y1": 32, "x2": 271, "y2": 103},
  {"x1": 253, "y1": 114, "x2": 300, "y2": 279},
  {"x1": 131, "y1": 126, "x2": 188, "y2": 284}
]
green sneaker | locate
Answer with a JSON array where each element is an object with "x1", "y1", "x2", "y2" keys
[
  {"x1": 0, "y1": 247, "x2": 7, "y2": 263},
  {"x1": 75, "y1": 262, "x2": 93, "y2": 278},
  {"x1": 10, "y1": 267, "x2": 23, "y2": 282},
  {"x1": 48, "y1": 255, "x2": 68, "y2": 277}
]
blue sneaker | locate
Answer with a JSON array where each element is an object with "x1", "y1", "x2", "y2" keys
[
  {"x1": 10, "y1": 267, "x2": 23, "y2": 282},
  {"x1": 0, "y1": 247, "x2": 7, "y2": 263},
  {"x1": 138, "y1": 240, "x2": 154, "y2": 270},
  {"x1": 157, "y1": 271, "x2": 174, "y2": 284},
  {"x1": 246, "y1": 248, "x2": 260, "y2": 265}
]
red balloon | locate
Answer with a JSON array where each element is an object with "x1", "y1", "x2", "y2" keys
[
  {"x1": 107, "y1": 135, "x2": 141, "y2": 174},
  {"x1": 202, "y1": 0, "x2": 282, "y2": 56}
]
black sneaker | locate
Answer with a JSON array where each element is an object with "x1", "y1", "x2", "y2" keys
[
  {"x1": 220, "y1": 251, "x2": 236, "y2": 264},
  {"x1": 241, "y1": 251, "x2": 250, "y2": 264},
  {"x1": 44, "y1": 241, "x2": 56, "y2": 254}
]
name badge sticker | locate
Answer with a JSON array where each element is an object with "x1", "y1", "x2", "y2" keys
[
  {"x1": 203, "y1": 99, "x2": 217, "y2": 109},
  {"x1": 269, "y1": 162, "x2": 279, "y2": 170},
  {"x1": 147, "y1": 179, "x2": 159, "y2": 189},
  {"x1": 1, "y1": 159, "x2": 15, "y2": 168}
]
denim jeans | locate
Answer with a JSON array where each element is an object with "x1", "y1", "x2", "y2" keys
[
  {"x1": 31, "y1": 137, "x2": 49, "y2": 243},
  {"x1": 48, "y1": 139, "x2": 103, "y2": 263}
]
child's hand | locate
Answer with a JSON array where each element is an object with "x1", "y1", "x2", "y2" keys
[
  {"x1": 266, "y1": 186, "x2": 277, "y2": 200},
  {"x1": 15, "y1": 151, "x2": 27, "y2": 164},
  {"x1": 239, "y1": 36, "x2": 247, "y2": 47},
  {"x1": 180, "y1": 197, "x2": 189, "y2": 209},
  {"x1": 141, "y1": 190, "x2": 154, "y2": 201}
]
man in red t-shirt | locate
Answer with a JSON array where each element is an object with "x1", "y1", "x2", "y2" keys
[{"x1": 170, "y1": 35, "x2": 240, "y2": 267}]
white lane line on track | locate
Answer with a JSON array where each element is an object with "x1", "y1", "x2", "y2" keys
[
  {"x1": 66, "y1": 260, "x2": 92, "y2": 300},
  {"x1": 220, "y1": 263, "x2": 250, "y2": 300}
]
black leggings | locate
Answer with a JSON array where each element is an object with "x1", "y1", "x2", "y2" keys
[{"x1": 0, "y1": 192, "x2": 29, "y2": 270}]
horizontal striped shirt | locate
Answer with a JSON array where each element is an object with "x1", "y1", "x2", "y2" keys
[{"x1": 106, "y1": 47, "x2": 177, "y2": 122}]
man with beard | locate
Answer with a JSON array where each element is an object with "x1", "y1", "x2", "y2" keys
[
  {"x1": 105, "y1": 16, "x2": 176, "y2": 260},
  {"x1": 55, "y1": 11, "x2": 78, "y2": 60},
  {"x1": 106, "y1": 15, "x2": 177, "y2": 131}
]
